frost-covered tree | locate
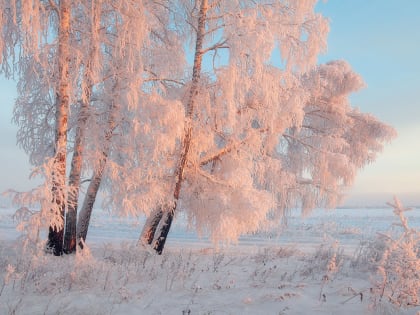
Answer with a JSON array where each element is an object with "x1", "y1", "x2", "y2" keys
[
  {"x1": 131, "y1": 0, "x2": 395, "y2": 254},
  {"x1": 2, "y1": 0, "x2": 395, "y2": 256},
  {"x1": 75, "y1": 0, "x2": 185, "y2": 246},
  {"x1": 146, "y1": 0, "x2": 211, "y2": 253},
  {"x1": 0, "y1": 0, "x2": 151, "y2": 254},
  {"x1": 47, "y1": 0, "x2": 72, "y2": 255},
  {"x1": 1, "y1": 0, "x2": 75, "y2": 255}
]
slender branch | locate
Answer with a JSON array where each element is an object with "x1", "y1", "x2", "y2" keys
[
  {"x1": 143, "y1": 67, "x2": 184, "y2": 85},
  {"x1": 185, "y1": 19, "x2": 198, "y2": 34},
  {"x1": 143, "y1": 77, "x2": 184, "y2": 86},
  {"x1": 195, "y1": 167, "x2": 233, "y2": 188},
  {"x1": 283, "y1": 134, "x2": 329, "y2": 155},
  {"x1": 200, "y1": 128, "x2": 269, "y2": 166},
  {"x1": 204, "y1": 24, "x2": 227, "y2": 36},
  {"x1": 200, "y1": 39, "x2": 229, "y2": 55},
  {"x1": 199, "y1": 140, "x2": 243, "y2": 166},
  {"x1": 296, "y1": 178, "x2": 338, "y2": 195}
]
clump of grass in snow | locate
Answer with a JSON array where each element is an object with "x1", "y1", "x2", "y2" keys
[{"x1": 370, "y1": 197, "x2": 420, "y2": 309}]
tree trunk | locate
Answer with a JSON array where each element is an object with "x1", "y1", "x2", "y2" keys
[
  {"x1": 62, "y1": 136, "x2": 82, "y2": 254},
  {"x1": 63, "y1": 3, "x2": 100, "y2": 254},
  {"x1": 152, "y1": 0, "x2": 208, "y2": 254},
  {"x1": 47, "y1": 0, "x2": 71, "y2": 256},
  {"x1": 152, "y1": 204, "x2": 176, "y2": 254},
  {"x1": 76, "y1": 95, "x2": 118, "y2": 247},
  {"x1": 76, "y1": 167, "x2": 103, "y2": 247},
  {"x1": 138, "y1": 206, "x2": 163, "y2": 245},
  {"x1": 63, "y1": 102, "x2": 88, "y2": 254}
]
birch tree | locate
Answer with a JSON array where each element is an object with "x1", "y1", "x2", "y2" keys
[
  {"x1": 1, "y1": 0, "x2": 147, "y2": 254},
  {"x1": 2, "y1": 0, "x2": 184, "y2": 252},
  {"x1": 136, "y1": 0, "x2": 332, "y2": 252},
  {"x1": 1, "y1": 0, "x2": 395, "y2": 256},
  {"x1": 46, "y1": 0, "x2": 71, "y2": 255},
  {"x1": 148, "y1": 0, "x2": 209, "y2": 253},
  {"x1": 0, "y1": 0, "x2": 76, "y2": 255},
  {"x1": 133, "y1": 0, "x2": 395, "y2": 253},
  {"x1": 75, "y1": 0, "x2": 185, "y2": 246},
  {"x1": 62, "y1": 0, "x2": 103, "y2": 253}
]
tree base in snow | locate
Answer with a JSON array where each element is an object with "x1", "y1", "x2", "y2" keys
[{"x1": 46, "y1": 227, "x2": 64, "y2": 256}]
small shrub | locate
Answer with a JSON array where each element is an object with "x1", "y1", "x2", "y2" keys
[
  {"x1": 301, "y1": 239, "x2": 344, "y2": 280},
  {"x1": 370, "y1": 197, "x2": 420, "y2": 309}
]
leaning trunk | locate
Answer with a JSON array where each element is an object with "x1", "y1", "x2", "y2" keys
[
  {"x1": 63, "y1": 102, "x2": 88, "y2": 253},
  {"x1": 76, "y1": 96, "x2": 118, "y2": 247},
  {"x1": 76, "y1": 167, "x2": 103, "y2": 246},
  {"x1": 63, "y1": 3, "x2": 100, "y2": 253},
  {"x1": 138, "y1": 206, "x2": 163, "y2": 245},
  {"x1": 47, "y1": 0, "x2": 71, "y2": 256},
  {"x1": 153, "y1": 204, "x2": 176, "y2": 254},
  {"x1": 152, "y1": 0, "x2": 208, "y2": 254}
]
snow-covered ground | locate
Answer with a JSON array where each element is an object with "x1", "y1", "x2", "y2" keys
[{"x1": 0, "y1": 206, "x2": 419, "y2": 315}]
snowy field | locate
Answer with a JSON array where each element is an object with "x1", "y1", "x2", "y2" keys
[{"x1": 0, "y1": 206, "x2": 419, "y2": 315}]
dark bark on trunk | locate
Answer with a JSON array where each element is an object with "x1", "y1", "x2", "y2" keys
[
  {"x1": 139, "y1": 207, "x2": 163, "y2": 245},
  {"x1": 63, "y1": 199, "x2": 77, "y2": 253},
  {"x1": 47, "y1": 226, "x2": 64, "y2": 256},
  {"x1": 152, "y1": 125, "x2": 192, "y2": 253},
  {"x1": 151, "y1": 0, "x2": 207, "y2": 254},
  {"x1": 152, "y1": 204, "x2": 175, "y2": 254}
]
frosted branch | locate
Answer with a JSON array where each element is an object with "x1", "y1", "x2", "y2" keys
[
  {"x1": 143, "y1": 77, "x2": 184, "y2": 86},
  {"x1": 195, "y1": 168, "x2": 233, "y2": 188},
  {"x1": 199, "y1": 140, "x2": 243, "y2": 166},
  {"x1": 283, "y1": 134, "x2": 329, "y2": 155},
  {"x1": 200, "y1": 39, "x2": 229, "y2": 55}
]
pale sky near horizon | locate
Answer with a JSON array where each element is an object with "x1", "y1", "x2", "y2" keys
[{"x1": 0, "y1": 0, "x2": 419, "y2": 206}]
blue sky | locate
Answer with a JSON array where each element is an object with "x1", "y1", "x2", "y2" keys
[
  {"x1": 315, "y1": 0, "x2": 420, "y2": 205},
  {"x1": 1, "y1": 0, "x2": 419, "y2": 206}
]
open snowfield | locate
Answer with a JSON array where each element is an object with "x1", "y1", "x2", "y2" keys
[{"x1": 1, "y1": 206, "x2": 419, "y2": 315}]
